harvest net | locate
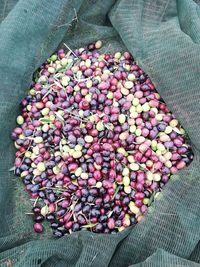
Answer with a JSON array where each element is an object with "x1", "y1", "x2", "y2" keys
[{"x1": 0, "y1": 0, "x2": 200, "y2": 266}]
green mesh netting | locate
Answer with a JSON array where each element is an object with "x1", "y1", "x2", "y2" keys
[{"x1": 0, "y1": 0, "x2": 200, "y2": 266}]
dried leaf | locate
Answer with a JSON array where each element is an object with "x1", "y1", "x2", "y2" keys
[
  {"x1": 73, "y1": 213, "x2": 77, "y2": 222},
  {"x1": 41, "y1": 205, "x2": 49, "y2": 216},
  {"x1": 173, "y1": 127, "x2": 182, "y2": 134},
  {"x1": 9, "y1": 166, "x2": 15, "y2": 172},
  {"x1": 72, "y1": 180, "x2": 78, "y2": 186},
  {"x1": 54, "y1": 80, "x2": 64, "y2": 89},
  {"x1": 95, "y1": 88, "x2": 101, "y2": 95},
  {"x1": 127, "y1": 150, "x2": 136, "y2": 154},
  {"x1": 42, "y1": 87, "x2": 53, "y2": 99},
  {"x1": 57, "y1": 226, "x2": 65, "y2": 231},
  {"x1": 108, "y1": 210, "x2": 114, "y2": 218},
  {"x1": 59, "y1": 141, "x2": 63, "y2": 153},
  {"x1": 55, "y1": 112, "x2": 64, "y2": 122}
]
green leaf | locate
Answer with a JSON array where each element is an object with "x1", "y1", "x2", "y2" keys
[
  {"x1": 105, "y1": 123, "x2": 114, "y2": 130},
  {"x1": 138, "y1": 163, "x2": 145, "y2": 170},
  {"x1": 82, "y1": 223, "x2": 97, "y2": 228},
  {"x1": 66, "y1": 62, "x2": 74, "y2": 70},
  {"x1": 148, "y1": 191, "x2": 156, "y2": 206},
  {"x1": 39, "y1": 118, "x2": 52, "y2": 124},
  {"x1": 112, "y1": 185, "x2": 121, "y2": 200}
]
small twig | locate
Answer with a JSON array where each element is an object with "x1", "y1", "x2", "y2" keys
[
  {"x1": 39, "y1": 187, "x2": 66, "y2": 192},
  {"x1": 42, "y1": 85, "x2": 54, "y2": 99},
  {"x1": 63, "y1": 43, "x2": 78, "y2": 58},
  {"x1": 53, "y1": 22, "x2": 72, "y2": 28},
  {"x1": 64, "y1": 109, "x2": 89, "y2": 123},
  {"x1": 19, "y1": 130, "x2": 35, "y2": 167},
  {"x1": 74, "y1": 8, "x2": 78, "y2": 22},
  {"x1": 55, "y1": 197, "x2": 66, "y2": 204},
  {"x1": 103, "y1": 43, "x2": 112, "y2": 55},
  {"x1": 54, "y1": 73, "x2": 63, "y2": 78},
  {"x1": 78, "y1": 211, "x2": 88, "y2": 223},
  {"x1": 34, "y1": 196, "x2": 39, "y2": 207},
  {"x1": 73, "y1": 213, "x2": 77, "y2": 222}
]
